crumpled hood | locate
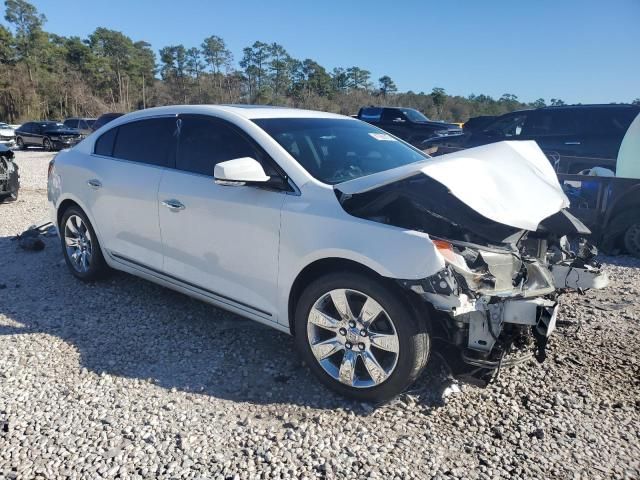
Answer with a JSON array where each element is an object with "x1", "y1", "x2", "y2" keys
[{"x1": 336, "y1": 141, "x2": 570, "y2": 232}]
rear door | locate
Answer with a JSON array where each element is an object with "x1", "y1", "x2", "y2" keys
[
  {"x1": 520, "y1": 109, "x2": 583, "y2": 171},
  {"x1": 87, "y1": 116, "x2": 177, "y2": 270},
  {"x1": 157, "y1": 114, "x2": 286, "y2": 320}
]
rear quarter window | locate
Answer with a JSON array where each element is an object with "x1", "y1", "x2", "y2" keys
[{"x1": 94, "y1": 128, "x2": 118, "y2": 157}]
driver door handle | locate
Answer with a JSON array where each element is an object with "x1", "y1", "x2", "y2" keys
[{"x1": 161, "y1": 199, "x2": 185, "y2": 211}]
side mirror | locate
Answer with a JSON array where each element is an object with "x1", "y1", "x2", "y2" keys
[{"x1": 214, "y1": 157, "x2": 270, "y2": 186}]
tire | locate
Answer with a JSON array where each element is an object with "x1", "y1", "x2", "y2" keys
[
  {"x1": 59, "y1": 206, "x2": 109, "y2": 281},
  {"x1": 623, "y1": 222, "x2": 640, "y2": 258},
  {"x1": 43, "y1": 137, "x2": 52, "y2": 151},
  {"x1": 294, "y1": 272, "x2": 430, "y2": 402},
  {"x1": 16, "y1": 137, "x2": 25, "y2": 150}
]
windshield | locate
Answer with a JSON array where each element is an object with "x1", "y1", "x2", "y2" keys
[
  {"x1": 401, "y1": 109, "x2": 429, "y2": 122},
  {"x1": 254, "y1": 118, "x2": 428, "y2": 184},
  {"x1": 0, "y1": 123, "x2": 9, "y2": 128}
]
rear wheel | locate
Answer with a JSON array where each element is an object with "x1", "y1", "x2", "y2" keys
[
  {"x1": 295, "y1": 272, "x2": 430, "y2": 402},
  {"x1": 60, "y1": 206, "x2": 109, "y2": 281}
]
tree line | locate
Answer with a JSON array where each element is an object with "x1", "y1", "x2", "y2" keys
[{"x1": 1, "y1": 0, "x2": 638, "y2": 123}]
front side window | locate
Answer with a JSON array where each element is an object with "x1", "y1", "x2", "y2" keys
[
  {"x1": 484, "y1": 113, "x2": 528, "y2": 137},
  {"x1": 254, "y1": 118, "x2": 427, "y2": 185},
  {"x1": 381, "y1": 109, "x2": 408, "y2": 123},
  {"x1": 64, "y1": 119, "x2": 79, "y2": 129},
  {"x1": 399, "y1": 108, "x2": 429, "y2": 122},
  {"x1": 176, "y1": 115, "x2": 260, "y2": 176},
  {"x1": 112, "y1": 117, "x2": 177, "y2": 167}
]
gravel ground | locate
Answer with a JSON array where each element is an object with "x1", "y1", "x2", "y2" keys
[{"x1": 1, "y1": 150, "x2": 639, "y2": 479}]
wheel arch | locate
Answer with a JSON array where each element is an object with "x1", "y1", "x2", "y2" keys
[{"x1": 287, "y1": 257, "x2": 430, "y2": 336}]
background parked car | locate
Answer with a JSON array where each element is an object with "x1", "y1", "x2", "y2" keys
[
  {"x1": 63, "y1": 117, "x2": 96, "y2": 135},
  {"x1": 15, "y1": 121, "x2": 84, "y2": 151},
  {"x1": 423, "y1": 104, "x2": 640, "y2": 173},
  {"x1": 356, "y1": 106, "x2": 462, "y2": 147},
  {"x1": 0, "y1": 122, "x2": 16, "y2": 147},
  {"x1": 91, "y1": 113, "x2": 124, "y2": 132}
]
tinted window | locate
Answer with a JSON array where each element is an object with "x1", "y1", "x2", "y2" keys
[
  {"x1": 254, "y1": 118, "x2": 426, "y2": 184},
  {"x1": 359, "y1": 107, "x2": 383, "y2": 121},
  {"x1": 484, "y1": 113, "x2": 528, "y2": 137},
  {"x1": 176, "y1": 116, "x2": 259, "y2": 176},
  {"x1": 580, "y1": 108, "x2": 639, "y2": 136},
  {"x1": 381, "y1": 109, "x2": 408, "y2": 123},
  {"x1": 523, "y1": 110, "x2": 579, "y2": 136},
  {"x1": 113, "y1": 118, "x2": 177, "y2": 167},
  {"x1": 64, "y1": 119, "x2": 79, "y2": 129},
  {"x1": 19, "y1": 123, "x2": 32, "y2": 133},
  {"x1": 399, "y1": 108, "x2": 429, "y2": 122},
  {"x1": 94, "y1": 128, "x2": 118, "y2": 156}
]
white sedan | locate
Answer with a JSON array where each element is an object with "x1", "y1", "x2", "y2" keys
[{"x1": 47, "y1": 105, "x2": 607, "y2": 401}]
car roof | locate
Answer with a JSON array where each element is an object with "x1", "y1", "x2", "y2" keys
[{"x1": 116, "y1": 104, "x2": 349, "y2": 122}]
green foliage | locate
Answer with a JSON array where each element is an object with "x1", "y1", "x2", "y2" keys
[{"x1": 0, "y1": 0, "x2": 635, "y2": 124}]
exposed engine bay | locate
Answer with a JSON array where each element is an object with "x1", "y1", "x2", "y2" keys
[{"x1": 334, "y1": 141, "x2": 610, "y2": 384}]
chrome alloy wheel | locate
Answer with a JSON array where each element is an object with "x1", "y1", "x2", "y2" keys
[
  {"x1": 64, "y1": 215, "x2": 93, "y2": 273},
  {"x1": 306, "y1": 289, "x2": 400, "y2": 388}
]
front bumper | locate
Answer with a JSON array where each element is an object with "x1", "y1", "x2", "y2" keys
[
  {"x1": 52, "y1": 138, "x2": 82, "y2": 149},
  {"x1": 400, "y1": 242, "x2": 608, "y2": 381}
]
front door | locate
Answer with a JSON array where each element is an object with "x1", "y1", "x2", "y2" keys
[{"x1": 158, "y1": 114, "x2": 286, "y2": 320}]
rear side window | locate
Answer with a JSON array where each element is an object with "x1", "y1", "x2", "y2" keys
[
  {"x1": 523, "y1": 110, "x2": 579, "y2": 136},
  {"x1": 176, "y1": 115, "x2": 259, "y2": 176},
  {"x1": 94, "y1": 128, "x2": 117, "y2": 156},
  {"x1": 580, "y1": 108, "x2": 639, "y2": 136},
  {"x1": 359, "y1": 107, "x2": 383, "y2": 121},
  {"x1": 112, "y1": 118, "x2": 177, "y2": 167}
]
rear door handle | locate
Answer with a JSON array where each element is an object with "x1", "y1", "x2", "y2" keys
[
  {"x1": 87, "y1": 179, "x2": 102, "y2": 188},
  {"x1": 161, "y1": 199, "x2": 185, "y2": 211}
]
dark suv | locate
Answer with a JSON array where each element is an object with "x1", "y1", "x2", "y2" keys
[
  {"x1": 423, "y1": 104, "x2": 640, "y2": 173},
  {"x1": 63, "y1": 117, "x2": 96, "y2": 135},
  {"x1": 15, "y1": 121, "x2": 84, "y2": 151},
  {"x1": 356, "y1": 107, "x2": 462, "y2": 146}
]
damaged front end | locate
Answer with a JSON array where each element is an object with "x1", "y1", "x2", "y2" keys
[
  {"x1": 399, "y1": 233, "x2": 606, "y2": 385},
  {"x1": 335, "y1": 141, "x2": 609, "y2": 385},
  {"x1": 0, "y1": 145, "x2": 19, "y2": 203}
]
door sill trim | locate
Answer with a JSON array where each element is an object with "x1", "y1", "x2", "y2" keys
[{"x1": 108, "y1": 251, "x2": 273, "y2": 318}]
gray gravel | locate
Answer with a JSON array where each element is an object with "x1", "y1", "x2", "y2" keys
[{"x1": 1, "y1": 150, "x2": 639, "y2": 479}]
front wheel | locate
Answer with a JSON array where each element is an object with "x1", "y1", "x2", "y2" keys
[
  {"x1": 16, "y1": 137, "x2": 25, "y2": 150},
  {"x1": 43, "y1": 137, "x2": 52, "y2": 151},
  {"x1": 295, "y1": 272, "x2": 430, "y2": 402}
]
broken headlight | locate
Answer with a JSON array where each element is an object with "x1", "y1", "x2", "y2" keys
[{"x1": 432, "y1": 239, "x2": 554, "y2": 297}]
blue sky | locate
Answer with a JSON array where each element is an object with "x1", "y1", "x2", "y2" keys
[{"x1": 20, "y1": 0, "x2": 640, "y2": 104}]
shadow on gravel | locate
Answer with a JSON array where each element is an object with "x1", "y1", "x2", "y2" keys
[{"x1": 0, "y1": 234, "x2": 452, "y2": 413}]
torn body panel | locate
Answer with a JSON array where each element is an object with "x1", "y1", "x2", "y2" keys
[{"x1": 0, "y1": 145, "x2": 19, "y2": 203}]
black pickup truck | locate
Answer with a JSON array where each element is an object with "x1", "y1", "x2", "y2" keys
[{"x1": 356, "y1": 107, "x2": 462, "y2": 147}]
